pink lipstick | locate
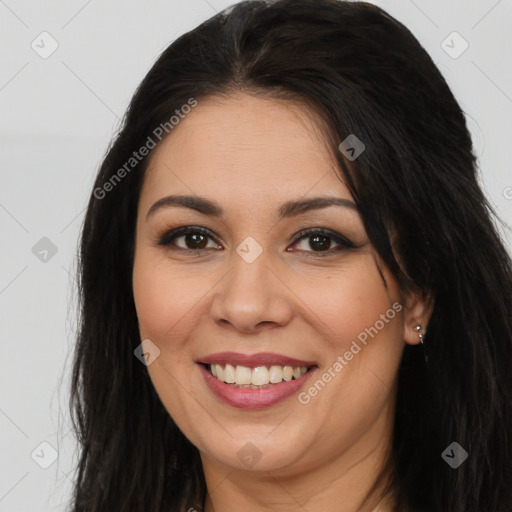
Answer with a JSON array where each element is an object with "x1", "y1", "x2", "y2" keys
[{"x1": 197, "y1": 352, "x2": 318, "y2": 410}]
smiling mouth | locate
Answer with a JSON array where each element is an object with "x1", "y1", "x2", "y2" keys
[{"x1": 203, "y1": 363, "x2": 316, "y2": 389}]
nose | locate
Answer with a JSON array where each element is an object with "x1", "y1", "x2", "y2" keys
[{"x1": 209, "y1": 248, "x2": 293, "y2": 334}]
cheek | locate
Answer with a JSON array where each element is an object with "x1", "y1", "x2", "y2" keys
[
  {"x1": 291, "y1": 255, "x2": 399, "y2": 346},
  {"x1": 132, "y1": 251, "x2": 207, "y2": 340},
  {"x1": 132, "y1": 259, "x2": 172, "y2": 339},
  {"x1": 132, "y1": 253, "x2": 204, "y2": 433}
]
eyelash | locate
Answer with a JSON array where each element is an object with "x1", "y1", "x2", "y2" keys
[{"x1": 157, "y1": 225, "x2": 358, "y2": 258}]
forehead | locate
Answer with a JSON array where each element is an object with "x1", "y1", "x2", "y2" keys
[{"x1": 141, "y1": 92, "x2": 352, "y2": 207}]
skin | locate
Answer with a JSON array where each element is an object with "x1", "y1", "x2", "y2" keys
[{"x1": 132, "y1": 92, "x2": 433, "y2": 512}]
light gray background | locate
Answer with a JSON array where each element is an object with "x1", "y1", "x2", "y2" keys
[{"x1": 1, "y1": 0, "x2": 511, "y2": 510}]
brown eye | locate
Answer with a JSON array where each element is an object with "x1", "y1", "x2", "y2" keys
[
  {"x1": 158, "y1": 225, "x2": 358, "y2": 258},
  {"x1": 289, "y1": 228, "x2": 357, "y2": 257},
  {"x1": 301, "y1": 233, "x2": 333, "y2": 252},
  {"x1": 158, "y1": 226, "x2": 221, "y2": 252},
  {"x1": 180, "y1": 232, "x2": 209, "y2": 250}
]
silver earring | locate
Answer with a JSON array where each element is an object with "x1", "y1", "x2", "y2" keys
[
  {"x1": 414, "y1": 324, "x2": 424, "y2": 345},
  {"x1": 414, "y1": 324, "x2": 428, "y2": 363}
]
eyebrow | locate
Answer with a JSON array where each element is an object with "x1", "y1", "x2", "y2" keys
[{"x1": 146, "y1": 194, "x2": 358, "y2": 220}]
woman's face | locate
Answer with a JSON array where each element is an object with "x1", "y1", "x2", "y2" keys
[{"x1": 132, "y1": 92, "x2": 427, "y2": 476}]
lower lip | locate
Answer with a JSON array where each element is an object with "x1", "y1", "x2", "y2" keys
[{"x1": 198, "y1": 364, "x2": 317, "y2": 410}]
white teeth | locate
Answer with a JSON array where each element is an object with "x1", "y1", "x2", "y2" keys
[
  {"x1": 224, "y1": 364, "x2": 236, "y2": 383},
  {"x1": 235, "y1": 365, "x2": 252, "y2": 385},
  {"x1": 251, "y1": 366, "x2": 269, "y2": 385},
  {"x1": 214, "y1": 364, "x2": 224, "y2": 381},
  {"x1": 283, "y1": 366, "x2": 293, "y2": 381},
  {"x1": 208, "y1": 363, "x2": 310, "y2": 386},
  {"x1": 269, "y1": 365, "x2": 283, "y2": 383}
]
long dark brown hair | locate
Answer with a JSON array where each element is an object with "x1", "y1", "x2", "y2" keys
[{"x1": 68, "y1": 1, "x2": 512, "y2": 510}]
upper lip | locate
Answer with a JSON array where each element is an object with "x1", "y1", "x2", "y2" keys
[{"x1": 197, "y1": 352, "x2": 317, "y2": 368}]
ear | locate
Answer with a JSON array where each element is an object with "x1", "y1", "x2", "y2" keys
[{"x1": 402, "y1": 290, "x2": 434, "y2": 345}]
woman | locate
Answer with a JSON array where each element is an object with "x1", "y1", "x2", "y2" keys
[{"x1": 68, "y1": 0, "x2": 512, "y2": 511}]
